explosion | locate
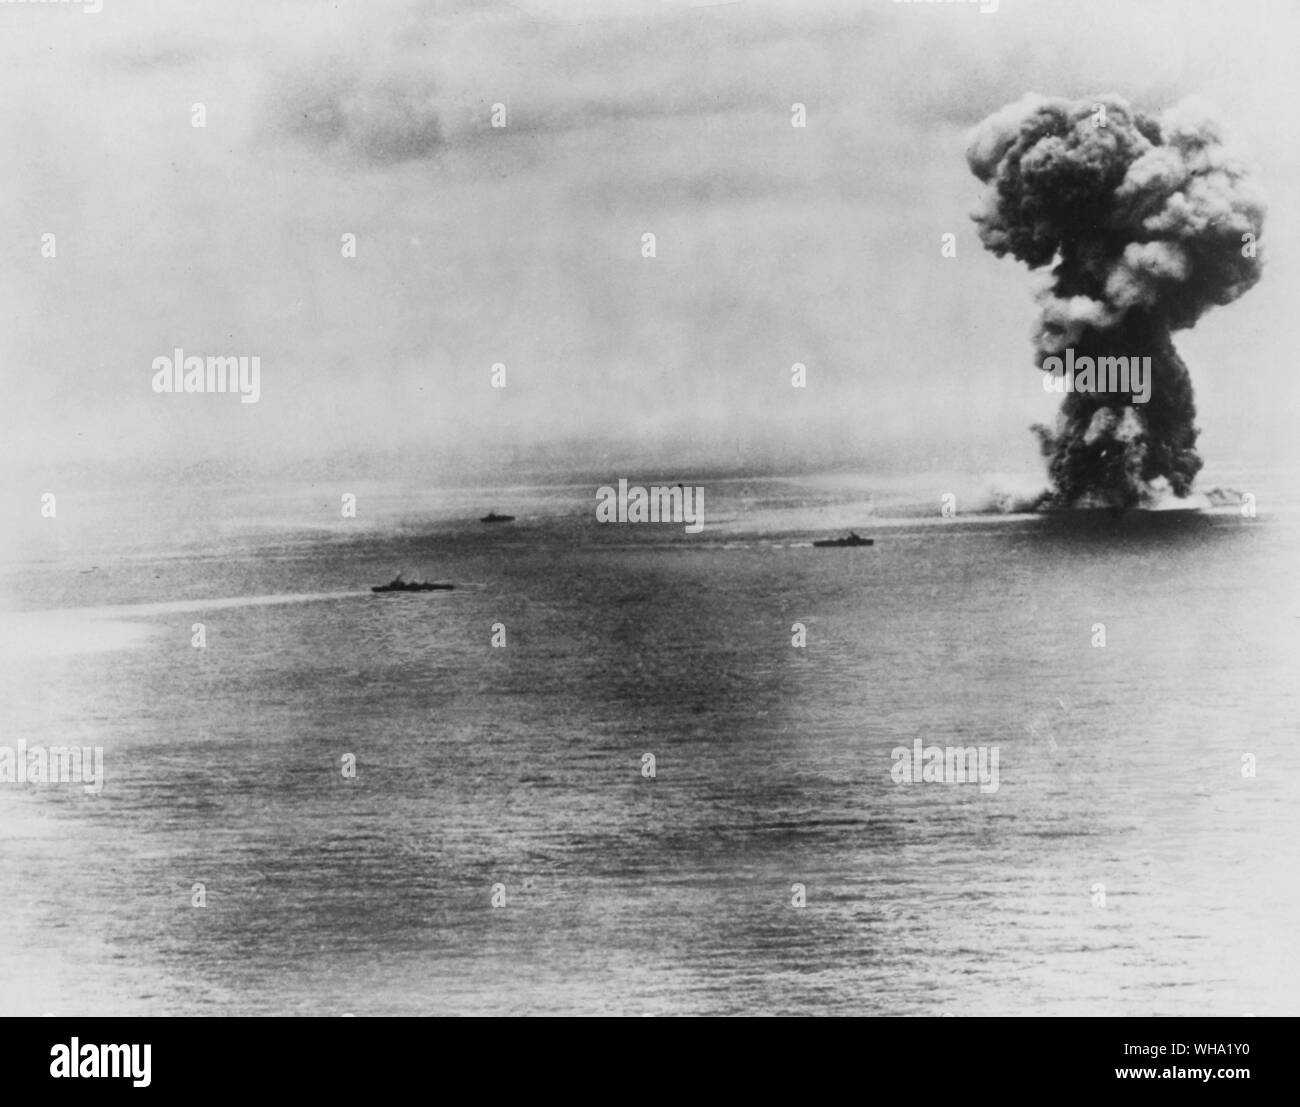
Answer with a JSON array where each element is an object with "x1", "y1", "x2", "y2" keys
[{"x1": 967, "y1": 94, "x2": 1265, "y2": 509}]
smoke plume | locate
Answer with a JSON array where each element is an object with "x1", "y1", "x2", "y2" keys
[{"x1": 966, "y1": 94, "x2": 1265, "y2": 509}]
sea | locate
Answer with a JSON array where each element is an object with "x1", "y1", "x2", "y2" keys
[{"x1": 1, "y1": 467, "x2": 1297, "y2": 1016}]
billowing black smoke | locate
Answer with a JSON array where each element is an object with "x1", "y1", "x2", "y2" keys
[{"x1": 967, "y1": 94, "x2": 1265, "y2": 509}]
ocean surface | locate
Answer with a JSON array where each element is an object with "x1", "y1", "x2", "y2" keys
[{"x1": 1, "y1": 471, "x2": 1298, "y2": 1016}]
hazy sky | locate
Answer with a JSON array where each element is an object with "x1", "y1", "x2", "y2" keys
[{"x1": 3, "y1": 0, "x2": 1298, "y2": 486}]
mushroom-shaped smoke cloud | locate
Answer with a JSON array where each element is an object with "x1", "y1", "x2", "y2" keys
[{"x1": 967, "y1": 93, "x2": 1265, "y2": 509}]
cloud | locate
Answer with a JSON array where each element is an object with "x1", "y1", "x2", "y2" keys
[
  {"x1": 273, "y1": 68, "x2": 444, "y2": 165},
  {"x1": 0, "y1": 0, "x2": 1295, "y2": 485}
]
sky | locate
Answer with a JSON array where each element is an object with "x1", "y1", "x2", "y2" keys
[{"x1": 2, "y1": 0, "x2": 1298, "y2": 489}]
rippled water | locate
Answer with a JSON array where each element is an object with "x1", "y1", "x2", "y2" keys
[{"x1": 1, "y1": 479, "x2": 1297, "y2": 1015}]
